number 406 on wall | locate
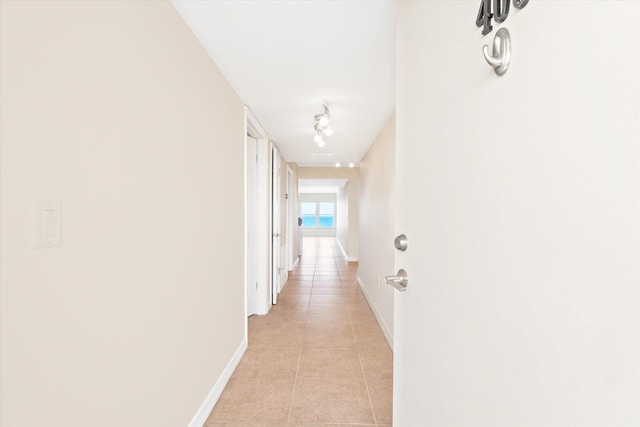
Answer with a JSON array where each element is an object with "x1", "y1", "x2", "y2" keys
[{"x1": 477, "y1": 0, "x2": 529, "y2": 35}]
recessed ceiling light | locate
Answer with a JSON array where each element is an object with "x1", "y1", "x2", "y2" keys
[
  {"x1": 336, "y1": 162, "x2": 341, "y2": 167},
  {"x1": 349, "y1": 162, "x2": 354, "y2": 168}
]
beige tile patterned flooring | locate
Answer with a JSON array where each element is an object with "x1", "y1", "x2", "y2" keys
[{"x1": 205, "y1": 237, "x2": 393, "y2": 427}]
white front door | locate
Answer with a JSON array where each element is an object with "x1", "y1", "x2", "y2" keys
[
  {"x1": 394, "y1": 2, "x2": 640, "y2": 426},
  {"x1": 271, "y1": 146, "x2": 281, "y2": 304}
]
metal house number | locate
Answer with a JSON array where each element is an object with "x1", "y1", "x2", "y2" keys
[{"x1": 476, "y1": 0, "x2": 529, "y2": 35}]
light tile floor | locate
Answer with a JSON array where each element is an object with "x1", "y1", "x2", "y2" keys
[{"x1": 205, "y1": 237, "x2": 393, "y2": 427}]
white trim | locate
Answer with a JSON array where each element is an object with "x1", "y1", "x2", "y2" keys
[
  {"x1": 243, "y1": 109, "x2": 250, "y2": 327},
  {"x1": 302, "y1": 227, "x2": 336, "y2": 237},
  {"x1": 357, "y1": 277, "x2": 393, "y2": 350},
  {"x1": 271, "y1": 145, "x2": 280, "y2": 305},
  {"x1": 245, "y1": 106, "x2": 267, "y2": 139},
  {"x1": 335, "y1": 235, "x2": 358, "y2": 262},
  {"x1": 279, "y1": 245, "x2": 287, "y2": 291},
  {"x1": 245, "y1": 106, "x2": 271, "y2": 316},
  {"x1": 187, "y1": 339, "x2": 247, "y2": 427},
  {"x1": 286, "y1": 165, "x2": 294, "y2": 271},
  {"x1": 257, "y1": 138, "x2": 270, "y2": 315}
]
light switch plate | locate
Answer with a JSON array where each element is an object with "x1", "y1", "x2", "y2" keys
[{"x1": 35, "y1": 200, "x2": 62, "y2": 248}]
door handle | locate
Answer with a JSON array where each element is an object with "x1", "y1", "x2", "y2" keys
[
  {"x1": 273, "y1": 232, "x2": 280, "y2": 238},
  {"x1": 385, "y1": 269, "x2": 408, "y2": 292}
]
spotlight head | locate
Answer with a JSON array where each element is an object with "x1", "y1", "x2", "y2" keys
[
  {"x1": 317, "y1": 139, "x2": 326, "y2": 148},
  {"x1": 349, "y1": 162, "x2": 354, "y2": 168},
  {"x1": 323, "y1": 126, "x2": 333, "y2": 136},
  {"x1": 318, "y1": 115, "x2": 329, "y2": 127},
  {"x1": 336, "y1": 162, "x2": 341, "y2": 167}
]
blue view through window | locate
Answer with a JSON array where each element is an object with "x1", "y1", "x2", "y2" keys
[
  {"x1": 300, "y1": 201, "x2": 335, "y2": 228},
  {"x1": 319, "y1": 216, "x2": 334, "y2": 227},
  {"x1": 302, "y1": 215, "x2": 317, "y2": 227}
]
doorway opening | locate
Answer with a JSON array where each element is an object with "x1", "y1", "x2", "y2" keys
[{"x1": 298, "y1": 178, "x2": 348, "y2": 257}]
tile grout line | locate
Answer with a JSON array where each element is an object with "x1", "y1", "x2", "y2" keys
[
  {"x1": 351, "y1": 307, "x2": 379, "y2": 426},
  {"x1": 287, "y1": 248, "x2": 316, "y2": 427},
  {"x1": 261, "y1": 238, "x2": 385, "y2": 426},
  {"x1": 285, "y1": 344, "x2": 304, "y2": 427},
  {"x1": 342, "y1": 242, "x2": 379, "y2": 426},
  {"x1": 342, "y1": 242, "x2": 378, "y2": 427}
]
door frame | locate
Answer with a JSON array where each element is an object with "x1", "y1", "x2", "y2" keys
[
  {"x1": 270, "y1": 146, "x2": 281, "y2": 304},
  {"x1": 286, "y1": 165, "x2": 294, "y2": 270},
  {"x1": 244, "y1": 106, "x2": 270, "y2": 320},
  {"x1": 245, "y1": 135, "x2": 258, "y2": 317}
]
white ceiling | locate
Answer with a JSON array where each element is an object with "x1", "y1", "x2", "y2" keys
[{"x1": 171, "y1": 0, "x2": 396, "y2": 166}]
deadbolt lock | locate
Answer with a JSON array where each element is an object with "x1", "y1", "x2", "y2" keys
[{"x1": 394, "y1": 234, "x2": 408, "y2": 251}]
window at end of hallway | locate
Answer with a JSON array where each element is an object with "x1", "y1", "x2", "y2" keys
[{"x1": 301, "y1": 201, "x2": 335, "y2": 228}]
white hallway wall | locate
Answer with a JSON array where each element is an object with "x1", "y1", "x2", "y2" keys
[
  {"x1": 358, "y1": 114, "x2": 395, "y2": 346},
  {"x1": 0, "y1": 1, "x2": 245, "y2": 426},
  {"x1": 336, "y1": 183, "x2": 349, "y2": 254}
]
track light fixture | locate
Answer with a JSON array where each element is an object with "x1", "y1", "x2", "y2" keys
[
  {"x1": 318, "y1": 114, "x2": 329, "y2": 127},
  {"x1": 313, "y1": 103, "x2": 332, "y2": 147}
]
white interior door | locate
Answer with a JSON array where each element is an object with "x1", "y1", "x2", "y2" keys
[
  {"x1": 287, "y1": 167, "x2": 293, "y2": 270},
  {"x1": 246, "y1": 136, "x2": 258, "y2": 317},
  {"x1": 394, "y1": 2, "x2": 640, "y2": 426},
  {"x1": 271, "y1": 147, "x2": 281, "y2": 304}
]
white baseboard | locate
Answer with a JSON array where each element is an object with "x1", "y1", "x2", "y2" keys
[
  {"x1": 289, "y1": 256, "x2": 299, "y2": 271},
  {"x1": 188, "y1": 339, "x2": 247, "y2": 427},
  {"x1": 336, "y1": 238, "x2": 358, "y2": 262},
  {"x1": 357, "y1": 277, "x2": 393, "y2": 349},
  {"x1": 336, "y1": 238, "x2": 348, "y2": 260}
]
